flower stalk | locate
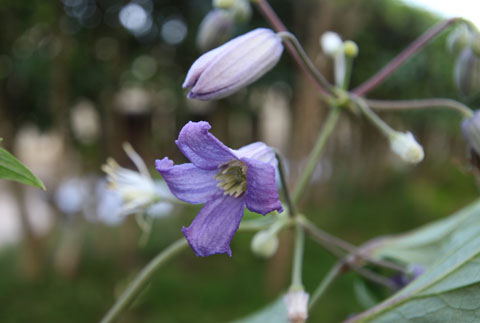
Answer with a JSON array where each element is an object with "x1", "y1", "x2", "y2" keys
[
  {"x1": 278, "y1": 31, "x2": 334, "y2": 95},
  {"x1": 365, "y1": 98, "x2": 473, "y2": 118},
  {"x1": 290, "y1": 224, "x2": 306, "y2": 291},
  {"x1": 353, "y1": 18, "x2": 460, "y2": 96},
  {"x1": 100, "y1": 238, "x2": 189, "y2": 323},
  {"x1": 255, "y1": 0, "x2": 332, "y2": 97},
  {"x1": 308, "y1": 262, "x2": 343, "y2": 309},
  {"x1": 276, "y1": 151, "x2": 296, "y2": 216},
  {"x1": 292, "y1": 106, "x2": 341, "y2": 204}
]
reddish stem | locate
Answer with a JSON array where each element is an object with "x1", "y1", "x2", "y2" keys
[
  {"x1": 256, "y1": 0, "x2": 331, "y2": 97},
  {"x1": 353, "y1": 18, "x2": 459, "y2": 96}
]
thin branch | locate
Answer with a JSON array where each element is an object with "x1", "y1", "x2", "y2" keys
[
  {"x1": 276, "y1": 151, "x2": 296, "y2": 216},
  {"x1": 365, "y1": 98, "x2": 473, "y2": 118},
  {"x1": 299, "y1": 217, "x2": 406, "y2": 273},
  {"x1": 255, "y1": 0, "x2": 332, "y2": 97},
  {"x1": 278, "y1": 32, "x2": 334, "y2": 94},
  {"x1": 353, "y1": 18, "x2": 460, "y2": 96}
]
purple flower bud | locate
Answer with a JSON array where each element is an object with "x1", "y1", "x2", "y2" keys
[
  {"x1": 183, "y1": 28, "x2": 284, "y2": 100},
  {"x1": 454, "y1": 47, "x2": 480, "y2": 97},
  {"x1": 462, "y1": 110, "x2": 480, "y2": 170},
  {"x1": 196, "y1": 9, "x2": 235, "y2": 52}
]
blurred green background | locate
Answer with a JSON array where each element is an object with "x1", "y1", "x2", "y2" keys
[{"x1": 0, "y1": 0, "x2": 479, "y2": 322}]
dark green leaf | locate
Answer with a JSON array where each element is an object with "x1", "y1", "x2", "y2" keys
[
  {"x1": 348, "y1": 200, "x2": 480, "y2": 322},
  {"x1": 0, "y1": 147, "x2": 45, "y2": 190}
]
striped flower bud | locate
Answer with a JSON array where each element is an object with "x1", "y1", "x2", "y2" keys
[{"x1": 183, "y1": 28, "x2": 284, "y2": 100}]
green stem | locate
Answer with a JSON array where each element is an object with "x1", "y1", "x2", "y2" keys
[
  {"x1": 299, "y1": 217, "x2": 406, "y2": 273},
  {"x1": 255, "y1": 0, "x2": 331, "y2": 97},
  {"x1": 290, "y1": 225, "x2": 306, "y2": 290},
  {"x1": 276, "y1": 151, "x2": 296, "y2": 216},
  {"x1": 100, "y1": 238, "x2": 189, "y2": 323},
  {"x1": 292, "y1": 106, "x2": 341, "y2": 204},
  {"x1": 278, "y1": 31, "x2": 334, "y2": 95},
  {"x1": 353, "y1": 96, "x2": 396, "y2": 138},
  {"x1": 365, "y1": 98, "x2": 474, "y2": 118},
  {"x1": 342, "y1": 55, "x2": 354, "y2": 90},
  {"x1": 308, "y1": 263, "x2": 343, "y2": 309}
]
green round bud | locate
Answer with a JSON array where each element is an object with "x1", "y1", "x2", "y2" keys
[
  {"x1": 251, "y1": 230, "x2": 279, "y2": 258},
  {"x1": 344, "y1": 40, "x2": 359, "y2": 57},
  {"x1": 232, "y1": 0, "x2": 251, "y2": 23},
  {"x1": 213, "y1": 0, "x2": 236, "y2": 9}
]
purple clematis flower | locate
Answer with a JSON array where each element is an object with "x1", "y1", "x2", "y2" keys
[{"x1": 156, "y1": 121, "x2": 283, "y2": 257}]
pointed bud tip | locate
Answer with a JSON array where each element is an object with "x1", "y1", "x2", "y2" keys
[
  {"x1": 284, "y1": 290, "x2": 309, "y2": 323},
  {"x1": 390, "y1": 132, "x2": 424, "y2": 164}
]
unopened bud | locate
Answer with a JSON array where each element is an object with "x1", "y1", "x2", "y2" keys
[
  {"x1": 232, "y1": 0, "x2": 251, "y2": 22},
  {"x1": 454, "y1": 48, "x2": 480, "y2": 97},
  {"x1": 183, "y1": 28, "x2": 284, "y2": 100},
  {"x1": 284, "y1": 290, "x2": 309, "y2": 323},
  {"x1": 251, "y1": 230, "x2": 279, "y2": 258},
  {"x1": 196, "y1": 9, "x2": 235, "y2": 52},
  {"x1": 390, "y1": 132, "x2": 424, "y2": 164},
  {"x1": 344, "y1": 40, "x2": 359, "y2": 57},
  {"x1": 447, "y1": 25, "x2": 472, "y2": 55},
  {"x1": 213, "y1": 0, "x2": 235, "y2": 9},
  {"x1": 320, "y1": 31, "x2": 343, "y2": 56},
  {"x1": 462, "y1": 110, "x2": 480, "y2": 155}
]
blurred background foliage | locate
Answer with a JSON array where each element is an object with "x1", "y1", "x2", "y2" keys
[{"x1": 0, "y1": 0, "x2": 478, "y2": 322}]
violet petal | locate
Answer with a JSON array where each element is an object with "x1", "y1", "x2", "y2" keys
[
  {"x1": 155, "y1": 157, "x2": 221, "y2": 204},
  {"x1": 242, "y1": 157, "x2": 283, "y2": 215},
  {"x1": 175, "y1": 121, "x2": 236, "y2": 170},
  {"x1": 182, "y1": 193, "x2": 245, "y2": 257},
  {"x1": 235, "y1": 141, "x2": 277, "y2": 168}
]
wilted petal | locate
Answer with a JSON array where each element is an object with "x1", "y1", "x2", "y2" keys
[
  {"x1": 235, "y1": 141, "x2": 277, "y2": 167},
  {"x1": 242, "y1": 157, "x2": 283, "y2": 215},
  {"x1": 186, "y1": 28, "x2": 284, "y2": 100},
  {"x1": 156, "y1": 157, "x2": 221, "y2": 204},
  {"x1": 176, "y1": 121, "x2": 236, "y2": 170},
  {"x1": 182, "y1": 193, "x2": 245, "y2": 257}
]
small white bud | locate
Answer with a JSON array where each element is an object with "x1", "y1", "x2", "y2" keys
[
  {"x1": 251, "y1": 230, "x2": 279, "y2": 258},
  {"x1": 390, "y1": 132, "x2": 424, "y2": 164},
  {"x1": 284, "y1": 290, "x2": 309, "y2": 323},
  {"x1": 320, "y1": 31, "x2": 343, "y2": 56}
]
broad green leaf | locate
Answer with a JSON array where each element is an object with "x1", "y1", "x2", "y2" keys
[
  {"x1": 347, "y1": 199, "x2": 480, "y2": 322},
  {"x1": 369, "y1": 199, "x2": 480, "y2": 267},
  {"x1": 0, "y1": 147, "x2": 45, "y2": 190},
  {"x1": 231, "y1": 297, "x2": 288, "y2": 323}
]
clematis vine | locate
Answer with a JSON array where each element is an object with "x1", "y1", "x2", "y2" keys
[{"x1": 156, "y1": 121, "x2": 283, "y2": 257}]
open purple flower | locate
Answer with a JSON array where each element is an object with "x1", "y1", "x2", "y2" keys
[{"x1": 156, "y1": 121, "x2": 283, "y2": 257}]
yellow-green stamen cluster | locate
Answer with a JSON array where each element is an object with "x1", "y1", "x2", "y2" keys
[{"x1": 215, "y1": 160, "x2": 247, "y2": 198}]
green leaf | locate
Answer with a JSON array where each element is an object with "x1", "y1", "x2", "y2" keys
[
  {"x1": 0, "y1": 147, "x2": 46, "y2": 190},
  {"x1": 348, "y1": 200, "x2": 480, "y2": 322},
  {"x1": 370, "y1": 199, "x2": 480, "y2": 267},
  {"x1": 231, "y1": 297, "x2": 288, "y2": 323}
]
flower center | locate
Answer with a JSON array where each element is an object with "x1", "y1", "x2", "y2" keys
[{"x1": 215, "y1": 160, "x2": 247, "y2": 198}]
